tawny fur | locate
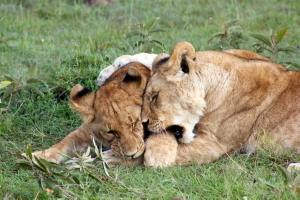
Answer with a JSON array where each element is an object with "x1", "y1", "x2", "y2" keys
[
  {"x1": 28, "y1": 45, "x2": 300, "y2": 169},
  {"x1": 30, "y1": 62, "x2": 151, "y2": 163},
  {"x1": 144, "y1": 132, "x2": 178, "y2": 167},
  {"x1": 141, "y1": 41, "x2": 300, "y2": 167}
]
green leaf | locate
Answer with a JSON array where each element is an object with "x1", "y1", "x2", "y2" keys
[
  {"x1": 281, "y1": 61, "x2": 300, "y2": 70},
  {"x1": 145, "y1": 17, "x2": 159, "y2": 31},
  {"x1": 249, "y1": 33, "x2": 272, "y2": 47},
  {"x1": 150, "y1": 38, "x2": 164, "y2": 46},
  {"x1": 207, "y1": 32, "x2": 225, "y2": 43},
  {"x1": 37, "y1": 157, "x2": 54, "y2": 169},
  {"x1": 34, "y1": 156, "x2": 48, "y2": 172},
  {"x1": 125, "y1": 31, "x2": 144, "y2": 38},
  {"x1": 4, "y1": 75, "x2": 14, "y2": 82},
  {"x1": 149, "y1": 28, "x2": 166, "y2": 34},
  {"x1": 37, "y1": 178, "x2": 44, "y2": 189},
  {"x1": 23, "y1": 85, "x2": 44, "y2": 96},
  {"x1": 16, "y1": 159, "x2": 33, "y2": 168},
  {"x1": 211, "y1": 42, "x2": 230, "y2": 50},
  {"x1": 26, "y1": 78, "x2": 43, "y2": 84},
  {"x1": 276, "y1": 164, "x2": 291, "y2": 186},
  {"x1": 0, "y1": 81, "x2": 12, "y2": 89},
  {"x1": 87, "y1": 171, "x2": 102, "y2": 182},
  {"x1": 277, "y1": 46, "x2": 299, "y2": 54},
  {"x1": 226, "y1": 19, "x2": 239, "y2": 28},
  {"x1": 275, "y1": 27, "x2": 290, "y2": 43},
  {"x1": 51, "y1": 164, "x2": 69, "y2": 172},
  {"x1": 32, "y1": 162, "x2": 48, "y2": 172},
  {"x1": 231, "y1": 38, "x2": 247, "y2": 45},
  {"x1": 1, "y1": 86, "x2": 14, "y2": 100},
  {"x1": 71, "y1": 175, "x2": 81, "y2": 184},
  {"x1": 0, "y1": 103, "x2": 7, "y2": 108},
  {"x1": 26, "y1": 145, "x2": 33, "y2": 160},
  {"x1": 15, "y1": 152, "x2": 26, "y2": 159},
  {"x1": 27, "y1": 63, "x2": 38, "y2": 79}
]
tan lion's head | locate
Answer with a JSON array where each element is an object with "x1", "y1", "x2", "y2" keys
[
  {"x1": 142, "y1": 42, "x2": 207, "y2": 144},
  {"x1": 70, "y1": 62, "x2": 151, "y2": 158}
]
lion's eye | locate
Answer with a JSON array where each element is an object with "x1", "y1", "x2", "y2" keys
[{"x1": 151, "y1": 93, "x2": 158, "y2": 102}]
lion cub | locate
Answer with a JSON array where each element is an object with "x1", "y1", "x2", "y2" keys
[{"x1": 27, "y1": 62, "x2": 150, "y2": 165}]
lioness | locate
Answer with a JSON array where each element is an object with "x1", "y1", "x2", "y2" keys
[
  {"x1": 30, "y1": 62, "x2": 150, "y2": 165},
  {"x1": 142, "y1": 41, "x2": 300, "y2": 166}
]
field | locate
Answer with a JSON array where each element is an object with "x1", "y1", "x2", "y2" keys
[{"x1": 1, "y1": 0, "x2": 300, "y2": 199}]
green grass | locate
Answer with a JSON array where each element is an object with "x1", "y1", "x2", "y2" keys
[{"x1": 1, "y1": 0, "x2": 300, "y2": 199}]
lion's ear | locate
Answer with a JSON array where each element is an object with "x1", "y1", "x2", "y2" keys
[
  {"x1": 167, "y1": 41, "x2": 196, "y2": 77},
  {"x1": 69, "y1": 84, "x2": 95, "y2": 123},
  {"x1": 152, "y1": 54, "x2": 170, "y2": 74},
  {"x1": 121, "y1": 66, "x2": 147, "y2": 92}
]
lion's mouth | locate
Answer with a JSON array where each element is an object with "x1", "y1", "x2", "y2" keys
[
  {"x1": 166, "y1": 125, "x2": 183, "y2": 139},
  {"x1": 142, "y1": 120, "x2": 184, "y2": 140},
  {"x1": 143, "y1": 125, "x2": 184, "y2": 141}
]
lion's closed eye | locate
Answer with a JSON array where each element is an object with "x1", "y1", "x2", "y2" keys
[{"x1": 151, "y1": 93, "x2": 158, "y2": 102}]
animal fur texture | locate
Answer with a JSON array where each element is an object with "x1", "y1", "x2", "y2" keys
[
  {"x1": 97, "y1": 53, "x2": 157, "y2": 86},
  {"x1": 141, "y1": 41, "x2": 300, "y2": 167}
]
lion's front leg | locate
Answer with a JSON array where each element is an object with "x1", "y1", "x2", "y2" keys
[
  {"x1": 175, "y1": 131, "x2": 226, "y2": 165},
  {"x1": 144, "y1": 132, "x2": 178, "y2": 168},
  {"x1": 28, "y1": 124, "x2": 94, "y2": 163}
]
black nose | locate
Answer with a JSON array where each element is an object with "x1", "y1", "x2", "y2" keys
[
  {"x1": 142, "y1": 120, "x2": 150, "y2": 140},
  {"x1": 166, "y1": 125, "x2": 183, "y2": 139},
  {"x1": 142, "y1": 120, "x2": 149, "y2": 127}
]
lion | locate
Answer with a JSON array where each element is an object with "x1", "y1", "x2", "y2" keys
[
  {"x1": 141, "y1": 41, "x2": 300, "y2": 167},
  {"x1": 30, "y1": 62, "x2": 150, "y2": 165}
]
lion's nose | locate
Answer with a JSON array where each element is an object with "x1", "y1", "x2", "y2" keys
[
  {"x1": 142, "y1": 120, "x2": 149, "y2": 127},
  {"x1": 142, "y1": 120, "x2": 151, "y2": 140}
]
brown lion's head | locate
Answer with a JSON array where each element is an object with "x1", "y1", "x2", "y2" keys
[{"x1": 70, "y1": 62, "x2": 151, "y2": 159}]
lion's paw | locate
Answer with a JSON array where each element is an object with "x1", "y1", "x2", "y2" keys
[
  {"x1": 102, "y1": 150, "x2": 143, "y2": 166},
  {"x1": 144, "y1": 132, "x2": 178, "y2": 168},
  {"x1": 22, "y1": 149, "x2": 64, "y2": 164}
]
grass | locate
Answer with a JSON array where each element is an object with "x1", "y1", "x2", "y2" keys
[{"x1": 0, "y1": 0, "x2": 300, "y2": 199}]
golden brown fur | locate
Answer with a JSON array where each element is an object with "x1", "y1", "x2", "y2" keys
[
  {"x1": 31, "y1": 62, "x2": 150, "y2": 165},
  {"x1": 141, "y1": 41, "x2": 300, "y2": 167}
]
